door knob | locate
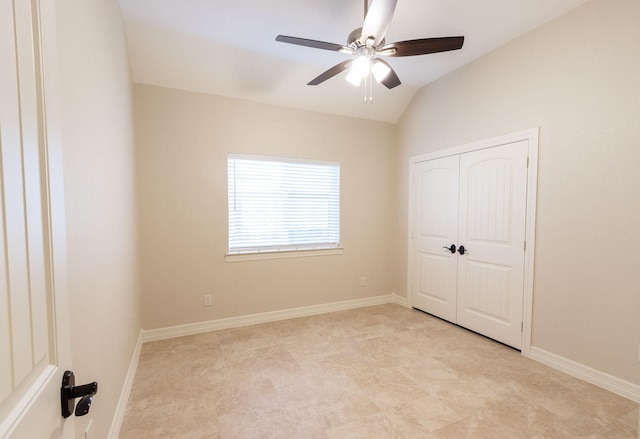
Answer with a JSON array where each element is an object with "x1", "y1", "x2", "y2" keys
[
  {"x1": 458, "y1": 245, "x2": 467, "y2": 255},
  {"x1": 442, "y1": 244, "x2": 456, "y2": 254},
  {"x1": 61, "y1": 371, "x2": 98, "y2": 418}
]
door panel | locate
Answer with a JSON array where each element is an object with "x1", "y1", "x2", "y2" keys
[
  {"x1": 463, "y1": 261, "x2": 512, "y2": 322},
  {"x1": 457, "y1": 141, "x2": 528, "y2": 349},
  {"x1": 0, "y1": 0, "x2": 73, "y2": 437},
  {"x1": 412, "y1": 156, "x2": 459, "y2": 322}
]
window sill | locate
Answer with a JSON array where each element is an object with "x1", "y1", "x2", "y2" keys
[{"x1": 225, "y1": 248, "x2": 343, "y2": 263}]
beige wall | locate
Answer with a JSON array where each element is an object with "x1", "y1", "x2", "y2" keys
[
  {"x1": 56, "y1": 0, "x2": 141, "y2": 437},
  {"x1": 134, "y1": 84, "x2": 396, "y2": 329},
  {"x1": 394, "y1": 0, "x2": 640, "y2": 384}
]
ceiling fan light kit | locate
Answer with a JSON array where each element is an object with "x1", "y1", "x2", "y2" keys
[
  {"x1": 345, "y1": 55, "x2": 371, "y2": 86},
  {"x1": 275, "y1": 0, "x2": 465, "y2": 103},
  {"x1": 372, "y1": 60, "x2": 392, "y2": 82}
]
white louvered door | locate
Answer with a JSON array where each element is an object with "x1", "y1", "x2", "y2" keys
[
  {"x1": 0, "y1": 0, "x2": 74, "y2": 437},
  {"x1": 411, "y1": 141, "x2": 528, "y2": 349}
]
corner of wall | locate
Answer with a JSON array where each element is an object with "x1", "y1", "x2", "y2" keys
[{"x1": 108, "y1": 330, "x2": 144, "y2": 439}]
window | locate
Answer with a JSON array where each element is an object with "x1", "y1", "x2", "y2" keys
[{"x1": 227, "y1": 154, "x2": 340, "y2": 257}]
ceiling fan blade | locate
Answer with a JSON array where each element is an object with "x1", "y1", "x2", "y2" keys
[
  {"x1": 276, "y1": 35, "x2": 353, "y2": 53},
  {"x1": 308, "y1": 60, "x2": 354, "y2": 86},
  {"x1": 361, "y1": 0, "x2": 397, "y2": 46},
  {"x1": 374, "y1": 59, "x2": 401, "y2": 89},
  {"x1": 379, "y1": 36, "x2": 464, "y2": 57}
]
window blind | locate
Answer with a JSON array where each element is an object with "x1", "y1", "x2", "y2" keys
[{"x1": 228, "y1": 155, "x2": 340, "y2": 254}]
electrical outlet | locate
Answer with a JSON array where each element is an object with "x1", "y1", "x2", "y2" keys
[
  {"x1": 203, "y1": 294, "x2": 213, "y2": 306},
  {"x1": 360, "y1": 277, "x2": 366, "y2": 287}
]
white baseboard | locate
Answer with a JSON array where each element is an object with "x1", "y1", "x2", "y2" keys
[
  {"x1": 108, "y1": 329, "x2": 144, "y2": 439},
  {"x1": 525, "y1": 346, "x2": 640, "y2": 403},
  {"x1": 389, "y1": 292, "x2": 409, "y2": 308},
  {"x1": 143, "y1": 294, "x2": 403, "y2": 342}
]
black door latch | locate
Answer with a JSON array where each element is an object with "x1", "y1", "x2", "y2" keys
[
  {"x1": 442, "y1": 244, "x2": 456, "y2": 254},
  {"x1": 61, "y1": 370, "x2": 98, "y2": 418}
]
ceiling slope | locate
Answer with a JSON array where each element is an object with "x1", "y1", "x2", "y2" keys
[{"x1": 119, "y1": 0, "x2": 587, "y2": 122}]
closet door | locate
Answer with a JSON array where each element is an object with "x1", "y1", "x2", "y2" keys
[
  {"x1": 411, "y1": 155, "x2": 459, "y2": 322},
  {"x1": 456, "y1": 141, "x2": 528, "y2": 349}
]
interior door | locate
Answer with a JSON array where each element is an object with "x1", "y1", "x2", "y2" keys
[
  {"x1": 456, "y1": 141, "x2": 528, "y2": 349},
  {"x1": 410, "y1": 140, "x2": 529, "y2": 350},
  {"x1": 411, "y1": 155, "x2": 459, "y2": 322},
  {"x1": 0, "y1": 0, "x2": 74, "y2": 437}
]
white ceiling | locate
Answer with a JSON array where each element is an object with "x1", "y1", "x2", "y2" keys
[{"x1": 119, "y1": 0, "x2": 587, "y2": 123}]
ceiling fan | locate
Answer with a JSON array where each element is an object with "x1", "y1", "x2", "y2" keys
[{"x1": 275, "y1": 0, "x2": 464, "y2": 100}]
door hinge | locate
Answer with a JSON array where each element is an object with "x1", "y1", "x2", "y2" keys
[
  {"x1": 524, "y1": 240, "x2": 527, "y2": 251},
  {"x1": 526, "y1": 156, "x2": 530, "y2": 168},
  {"x1": 521, "y1": 322, "x2": 524, "y2": 332},
  {"x1": 412, "y1": 174, "x2": 415, "y2": 183}
]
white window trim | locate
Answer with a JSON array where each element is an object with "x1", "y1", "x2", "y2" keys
[
  {"x1": 228, "y1": 153, "x2": 338, "y2": 167},
  {"x1": 225, "y1": 247, "x2": 343, "y2": 263}
]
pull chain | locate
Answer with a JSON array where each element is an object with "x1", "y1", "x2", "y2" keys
[{"x1": 364, "y1": 71, "x2": 373, "y2": 103}]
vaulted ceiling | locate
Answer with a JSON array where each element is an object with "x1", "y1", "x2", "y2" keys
[{"x1": 119, "y1": 0, "x2": 587, "y2": 123}]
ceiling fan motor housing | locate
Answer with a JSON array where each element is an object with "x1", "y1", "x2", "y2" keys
[{"x1": 348, "y1": 27, "x2": 384, "y2": 48}]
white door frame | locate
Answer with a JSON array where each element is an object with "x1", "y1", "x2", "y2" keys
[
  {"x1": 408, "y1": 128, "x2": 539, "y2": 354},
  {"x1": 0, "y1": 0, "x2": 74, "y2": 437}
]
